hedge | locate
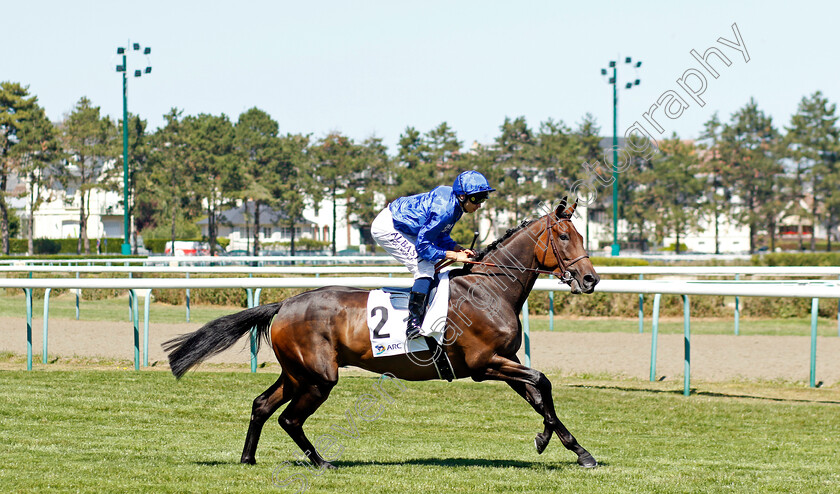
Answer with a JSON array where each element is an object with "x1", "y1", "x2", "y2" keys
[
  {"x1": 752, "y1": 252, "x2": 840, "y2": 266},
  {"x1": 8, "y1": 238, "x2": 125, "y2": 254},
  {"x1": 590, "y1": 256, "x2": 649, "y2": 266}
]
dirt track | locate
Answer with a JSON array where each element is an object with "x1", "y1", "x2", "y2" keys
[{"x1": 2, "y1": 315, "x2": 839, "y2": 384}]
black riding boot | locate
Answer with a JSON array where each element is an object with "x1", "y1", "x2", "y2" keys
[{"x1": 406, "y1": 290, "x2": 429, "y2": 340}]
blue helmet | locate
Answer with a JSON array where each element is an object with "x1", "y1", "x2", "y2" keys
[{"x1": 453, "y1": 170, "x2": 495, "y2": 196}]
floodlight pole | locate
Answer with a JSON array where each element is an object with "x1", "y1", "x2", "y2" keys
[
  {"x1": 602, "y1": 56, "x2": 641, "y2": 257},
  {"x1": 116, "y1": 43, "x2": 151, "y2": 255},
  {"x1": 611, "y1": 63, "x2": 619, "y2": 257},
  {"x1": 121, "y1": 51, "x2": 130, "y2": 255}
]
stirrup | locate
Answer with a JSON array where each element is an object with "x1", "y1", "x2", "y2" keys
[{"x1": 405, "y1": 324, "x2": 422, "y2": 339}]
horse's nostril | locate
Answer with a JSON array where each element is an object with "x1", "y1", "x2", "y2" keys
[{"x1": 584, "y1": 274, "x2": 599, "y2": 286}]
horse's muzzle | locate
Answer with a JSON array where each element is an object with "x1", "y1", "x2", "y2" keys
[{"x1": 581, "y1": 273, "x2": 599, "y2": 294}]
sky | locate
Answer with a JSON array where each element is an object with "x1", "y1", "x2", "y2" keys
[{"x1": 3, "y1": 1, "x2": 838, "y2": 152}]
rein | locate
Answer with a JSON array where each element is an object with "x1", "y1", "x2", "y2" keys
[{"x1": 437, "y1": 215, "x2": 589, "y2": 284}]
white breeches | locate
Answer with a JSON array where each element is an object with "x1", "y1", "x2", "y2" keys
[{"x1": 371, "y1": 207, "x2": 436, "y2": 279}]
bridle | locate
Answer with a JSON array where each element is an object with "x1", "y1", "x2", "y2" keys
[
  {"x1": 437, "y1": 214, "x2": 589, "y2": 285},
  {"x1": 541, "y1": 214, "x2": 590, "y2": 283}
]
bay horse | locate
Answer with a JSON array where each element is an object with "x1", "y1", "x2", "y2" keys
[{"x1": 164, "y1": 198, "x2": 600, "y2": 468}]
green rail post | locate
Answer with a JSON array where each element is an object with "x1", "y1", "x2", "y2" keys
[
  {"x1": 128, "y1": 272, "x2": 134, "y2": 322},
  {"x1": 549, "y1": 291, "x2": 554, "y2": 331},
  {"x1": 649, "y1": 293, "x2": 661, "y2": 381},
  {"x1": 43, "y1": 288, "x2": 51, "y2": 364},
  {"x1": 253, "y1": 288, "x2": 264, "y2": 371},
  {"x1": 130, "y1": 289, "x2": 139, "y2": 371},
  {"x1": 734, "y1": 273, "x2": 740, "y2": 335},
  {"x1": 638, "y1": 274, "x2": 644, "y2": 333},
  {"x1": 683, "y1": 294, "x2": 691, "y2": 396},
  {"x1": 186, "y1": 272, "x2": 191, "y2": 322},
  {"x1": 523, "y1": 299, "x2": 531, "y2": 367},
  {"x1": 810, "y1": 297, "x2": 819, "y2": 388},
  {"x1": 25, "y1": 288, "x2": 32, "y2": 371},
  {"x1": 75, "y1": 272, "x2": 80, "y2": 320},
  {"x1": 143, "y1": 290, "x2": 151, "y2": 367},
  {"x1": 247, "y1": 288, "x2": 256, "y2": 373}
]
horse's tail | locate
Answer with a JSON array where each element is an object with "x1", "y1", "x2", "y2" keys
[{"x1": 163, "y1": 302, "x2": 283, "y2": 379}]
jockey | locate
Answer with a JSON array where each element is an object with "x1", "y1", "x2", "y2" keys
[{"x1": 371, "y1": 170, "x2": 495, "y2": 339}]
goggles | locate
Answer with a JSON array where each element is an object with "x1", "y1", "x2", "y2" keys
[{"x1": 467, "y1": 194, "x2": 488, "y2": 205}]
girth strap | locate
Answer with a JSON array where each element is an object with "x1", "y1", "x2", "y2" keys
[{"x1": 423, "y1": 336, "x2": 455, "y2": 382}]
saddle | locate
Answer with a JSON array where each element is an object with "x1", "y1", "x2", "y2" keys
[{"x1": 368, "y1": 272, "x2": 455, "y2": 381}]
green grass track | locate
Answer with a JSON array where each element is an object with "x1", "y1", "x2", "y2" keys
[{"x1": 1, "y1": 370, "x2": 838, "y2": 493}]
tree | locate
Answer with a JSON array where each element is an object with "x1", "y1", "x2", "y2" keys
[
  {"x1": 345, "y1": 135, "x2": 391, "y2": 251},
  {"x1": 59, "y1": 97, "x2": 118, "y2": 255},
  {"x1": 536, "y1": 118, "x2": 580, "y2": 207},
  {"x1": 719, "y1": 98, "x2": 783, "y2": 253},
  {"x1": 0, "y1": 82, "x2": 42, "y2": 254},
  {"x1": 311, "y1": 132, "x2": 363, "y2": 255},
  {"x1": 619, "y1": 133, "x2": 658, "y2": 251},
  {"x1": 698, "y1": 112, "x2": 729, "y2": 254},
  {"x1": 492, "y1": 116, "x2": 541, "y2": 225},
  {"x1": 456, "y1": 140, "x2": 496, "y2": 247},
  {"x1": 234, "y1": 108, "x2": 282, "y2": 256},
  {"x1": 390, "y1": 126, "x2": 436, "y2": 199},
  {"x1": 16, "y1": 106, "x2": 62, "y2": 255},
  {"x1": 424, "y1": 122, "x2": 461, "y2": 174},
  {"x1": 184, "y1": 113, "x2": 240, "y2": 256},
  {"x1": 641, "y1": 134, "x2": 704, "y2": 253},
  {"x1": 784, "y1": 91, "x2": 840, "y2": 251},
  {"x1": 143, "y1": 108, "x2": 194, "y2": 250},
  {"x1": 273, "y1": 132, "x2": 315, "y2": 257},
  {"x1": 572, "y1": 114, "x2": 605, "y2": 250}
]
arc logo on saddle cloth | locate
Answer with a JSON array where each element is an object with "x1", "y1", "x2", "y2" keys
[{"x1": 366, "y1": 271, "x2": 450, "y2": 357}]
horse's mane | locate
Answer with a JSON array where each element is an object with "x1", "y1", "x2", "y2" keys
[{"x1": 462, "y1": 219, "x2": 535, "y2": 273}]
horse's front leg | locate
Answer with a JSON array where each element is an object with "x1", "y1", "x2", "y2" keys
[
  {"x1": 501, "y1": 355, "x2": 553, "y2": 452},
  {"x1": 474, "y1": 355, "x2": 597, "y2": 468}
]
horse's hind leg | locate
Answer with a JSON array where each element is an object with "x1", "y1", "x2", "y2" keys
[
  {"x1": 240, "y1": 374, "x2": 292, "y2": 465},
  {"x1": 277, "y1": 378, "x2": 338, "y2": 469}
]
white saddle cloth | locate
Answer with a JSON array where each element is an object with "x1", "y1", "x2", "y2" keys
[{"x1": 366, "y1": 271, "x2": 450, "y2": 357}]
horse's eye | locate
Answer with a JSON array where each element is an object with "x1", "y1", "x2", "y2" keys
[{"x1": 559, "y1": 234, "x2": 569, "y2": 241}]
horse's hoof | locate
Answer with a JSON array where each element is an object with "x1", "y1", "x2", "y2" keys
[
  {"x1": 577, "y1": 452, "x2": 598, "y2": 468},
  {"x1": 320, "y1": 461, "x2": 337, "y2": 470},
  {"x1": 534, "y1": 435, "x2": 549, "y2": 455},
  {"x1": 240, "y1": 456, "x2": 256, "y2": 465}
]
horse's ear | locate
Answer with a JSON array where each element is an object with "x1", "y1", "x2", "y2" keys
[
  {"x1": 554, "y1": 196, "x2": 568, "y2": 218},
  {"x1": 569, "y1": 199, "x2": 578, "y2": 215}
]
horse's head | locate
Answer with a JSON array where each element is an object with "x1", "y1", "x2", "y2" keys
[{"x1": 536, "y1": 197, "x2": 600, "y2": 294}]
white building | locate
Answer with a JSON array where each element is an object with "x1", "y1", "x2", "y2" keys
[{"x1": 30, "y1": 187, "x2": 125, "y2": 240}]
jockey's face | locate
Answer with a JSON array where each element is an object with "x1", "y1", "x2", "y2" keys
[{"x1": 458, "y1": 195, "x2": 482, "y2": 213}]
